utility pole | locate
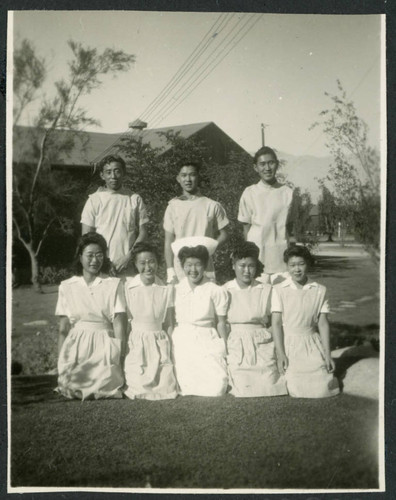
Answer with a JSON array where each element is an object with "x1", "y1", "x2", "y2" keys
[{"x1": 261, "y1": 123, "x2": 268, "y2": 146}]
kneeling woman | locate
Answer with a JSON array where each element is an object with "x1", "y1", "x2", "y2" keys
[
  {"x1": 56, "y1": 232, "x2": 125, "y2": 400},
  {"x1": 123, "y1": 242, "x2": 178, "y2": 400},
  {"x1": 272, "y1": 245, "x2": 339, "y2": 398},
  {"x1": 225, "y1": 242, "x2": 288, "y2": 397},
  {"x1": 172, "y1": 240, "x2": 229, "y2": 397}
]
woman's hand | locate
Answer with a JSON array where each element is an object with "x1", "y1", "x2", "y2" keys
[
  {"x1": 114, "y1": 254, "x2": 131, "y2": 273},
  {"x1": 276, "y1": 352, "x2": 288, "y2": 375},
  {"x1": 325, "y1": 355, "x2": 335, "y2": 373}
]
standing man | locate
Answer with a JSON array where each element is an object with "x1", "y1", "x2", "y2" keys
[
  {"x1": 81, "y1": 154, "x2": 149, "y2": 276},
  {"x1": 238, "y1": 147, "x2": 293, "y2": 278},
  {"x1": 164, "y1": 160, "x2": 229, "y2": 283}
]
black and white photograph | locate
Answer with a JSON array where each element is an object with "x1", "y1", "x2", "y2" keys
[{"x1": 6, "y1": 6, "x2": 386, "y2": 493}]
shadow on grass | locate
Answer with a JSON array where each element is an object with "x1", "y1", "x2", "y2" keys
[
  {"x1": 12, "y1": 375, "x2": 63, "y2": 406},
  {"x1": 330, "y1": 322, "x2": 379, "y2": 350},
  {"x1": 334, "y1": 343, "x2": 379, "y2": 393},
  {"x1": 312, "y1": 256, "x2": 359, "y2": 277}
]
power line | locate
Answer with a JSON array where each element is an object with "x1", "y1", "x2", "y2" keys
[
  {"x1": 91, "y1": 13, "x2": 234, "y2": 163},
  {"x1": 146, "y1": 14, "x2": 251, "y2": 129},
  {"x1": 141, "y1": 13, "x2": 234, "y2": 123},
  {"x1": 149, "y1": 14, "x2": 262, "y2": 129}
]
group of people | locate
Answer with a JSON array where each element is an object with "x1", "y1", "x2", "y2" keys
[{"x1": 55, "y1": 146, "x2": 339, "y2": 400}]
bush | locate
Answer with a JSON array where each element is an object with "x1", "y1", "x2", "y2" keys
[
  {"x1": 39, "y1": 266, "x2": 72, "y2": 285},
  {"x1": 12, "y1": 326, "x2": 58, "y2": 375}
]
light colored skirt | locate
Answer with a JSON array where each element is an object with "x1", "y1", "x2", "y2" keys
[
  {"x1": 284, "y1": 328, "x2": 339, "y2": 398},
  {"x1": 172, "y1": 324, "x2": 228, "y2": 397},
  {"x1": 124, "y1": 322, "x2": 178, "y2": 400},
  {"x1": 57, "y1": 322, "x2": 124, "y2": 400},
  {"x1": 227, "y1": 325, "x2": 288, "y2": 397}
]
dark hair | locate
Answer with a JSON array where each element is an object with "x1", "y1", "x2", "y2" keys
[
  {"x1": 231, "y1": 241, "x2": 263, "y2": 277},
  {"x1": 131, "y1": 242, "x2": 160, "y2": 263},
  {"x1": 178, "y1": 245, "x2": 209, "y2": 268},
  {"x1": 176, "y1": 159, "x2": 201, "y2": 175},
  {"x1": 97, "y1": 154, "x2": 126, "y2": 174},
  {"x1": 73, "y1": 232, "x2": 111, "y2": 275},
  {"x1": 253, "y1": 146, "x2": 279, "y2": 165},
  {"x1": 283, "y1": 245, "x2": 314, "y2": 267}
]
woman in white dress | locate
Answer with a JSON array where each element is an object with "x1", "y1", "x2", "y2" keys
[
  {"x1": 225, "y1": 241, "x2": 287, "y2": 397},
  {"x1": 123, "y1": 242, "x2": 178, "y2": 400},
  {"x1": 56, "y1": 232, "x2": 125, "y2": 400},
  {"x1": 272, "y1": 245, "x2": 339, "y2": 398},
  {"x1": 172, "y1": 239, "x2": 229, "y2": 397}
]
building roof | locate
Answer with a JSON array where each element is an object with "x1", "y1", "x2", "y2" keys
[{"x1": 13, "y1": 121, "x2": 229, "y2": 168}]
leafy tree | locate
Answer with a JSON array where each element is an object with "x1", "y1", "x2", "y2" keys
[
  {"x1": 311, "y1": 80, "x2": 381, "y2": 252},
  {"x1": 317, "y1": 184, "x2": 338, "y2": 242},
  {"x1": 287, "y1": 187, "x2": 315, "y2": 245},
  {"x1": 13, "y1": 39, "x2": 135, "y2": 290}
]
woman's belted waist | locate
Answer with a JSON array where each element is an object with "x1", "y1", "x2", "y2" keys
[
  {"x1": 230, "y1": 322, "x2": 267, "y2": 332},
  {"x1": 132, "y1": 320, "x2": 163, "y2": 331},
  {"x1": 73, "y1": 320, "x2": 112, "y2": 331},
  {"x1": 176, "y1": 321, "x2": 215, "y2": 328}
]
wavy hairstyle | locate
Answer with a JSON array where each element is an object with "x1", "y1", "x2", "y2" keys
[
  {"x1": 178, "y1": 245, "x2": 209, "y2": 268},
  {"x1": 231, "y1": 241, "x2": 263, "y2": 277},
  {"x1": 283, "y1": 245, "x2": 315, "y2": 267},
  {"x1": 131, "y1": 242, "x2": 160, "y2": 264},
  {"x1": 72, "y1": 232, "x2": 111, "y2": 275}
]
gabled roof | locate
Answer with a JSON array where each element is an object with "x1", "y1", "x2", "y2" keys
[{"x1": 13, "y1": 121, "x2": 248, "y2": 167}]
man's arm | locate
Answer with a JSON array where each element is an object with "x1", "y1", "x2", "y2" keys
[
  {"x1": 164, "y1": 230, "x2": 175, "y2": 269},
  {"x1": 164, "y1": 230, "x2": 177, "y2": 283},
  {"x1": 216, "y1": 226, "x2": 229, "y2": 246},
  {"x1": 134, "y1": 223, "x2": 148, "y2": 246},
  {"x1": 242, "y1": 223, "x2": 251, "y2": 240},
  {"x1": 82, "y1": 224, "x2": 96, "y2": 234}
]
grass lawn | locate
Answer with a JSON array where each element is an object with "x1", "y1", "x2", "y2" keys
[
  {"x1": 11, "y1": 376, "x2": 378, "y2": 490},
  {"x1": 10, "y1": 247, "x2": 381, "y2": 490}
]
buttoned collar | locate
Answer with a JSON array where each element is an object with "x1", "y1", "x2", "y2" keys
[
  {"x1": 125, "y1": 274, "x2": 164, "y2": 289},
  {"x1": 177, "y1": 276, "x2": 210, "y2": 294},
  {"x1": 68, "y1": 275, "x2": 106, "y2": 287},
  {"x1": 225, "y1": 279, "x2": 265, "y2": 290},
  {"x1": 279, "y1": 277, "x2": 318, "y2": 290}
]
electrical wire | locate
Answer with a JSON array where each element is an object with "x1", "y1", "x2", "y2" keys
[
  {"x1": 91, "y1": 13, "x2": 232, "y2": 163},
  {"x1": 148, "y1": 14, "x2": 262, "y2": 129}
]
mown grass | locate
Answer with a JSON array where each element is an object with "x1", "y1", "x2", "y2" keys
[
  {"x1": 11, "y1": 375, "x2": 378, "y2": 489},
  {"x1": 10, "y1": 249, "x2": 381, "y2": 490}
]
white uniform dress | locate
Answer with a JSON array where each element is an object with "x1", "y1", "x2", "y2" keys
[
  {"x1": 123, "y1": 275, "x2": 178, "y2": 400},
  {"x1": 172, "y1": 277, "x2": 229, "y2": 396},
  {"x1": 271, "y1": 278, "x2": 339, "y2": 398},
  {"x1": 163, "y1": 196, "x2": 229, "y2": 280},
  {"x1": 55, "y1": 275, "x2": 125, "y2": 400},
  {"x1": 238, "y1": 181, "x2": 293, "y2": 274},
  {"x1": 81, "y1": 187, "x2": 149, "y2": 269},
  {"x1": 224, "y1": 279, "x2": 287, "y2": 397}
]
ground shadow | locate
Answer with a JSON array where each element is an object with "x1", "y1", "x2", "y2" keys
[
  {"x1": 312, "y1": 256, "x2": 359, "y2": 274},
  {"x1": 12, "y1": 375, "x2": 61, "y2": 406},
  {"x1": 334, "y1": 344, "x2": 379, "y2": 392}
]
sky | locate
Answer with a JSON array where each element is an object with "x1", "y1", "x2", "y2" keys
[{"x1": 11, "y1": 10, "x2": 383, "y2": 158}]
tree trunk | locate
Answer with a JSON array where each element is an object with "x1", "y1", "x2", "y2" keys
[
  {"x1": 26, "y1": 242, "x2": 43, "y2": 293},
  {"x1": 326, "y1": 232, "x2": 334, "y2": 242}
]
